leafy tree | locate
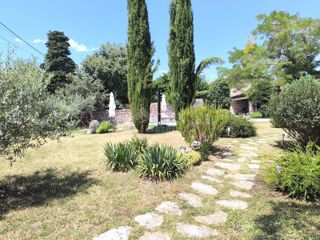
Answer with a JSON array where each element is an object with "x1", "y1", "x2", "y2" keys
[
  {"x1": 82, "y1": 43, "x2": 128, "y2": 106},
  {"x1": 44, "y1": 31, "x2": 76, "y2": 93},
  {"x1": 127, "y1": 0, "x2": 154, "y2": 133},
  {"x1": 206, "y1": 78, "x2": 231, "y2": 109},
  {"x1": 253, "y1": 11, "x2": 320, "y2": 82},
  {"x1": 52, "y1": 70, "x2": 106, "y2": 126},
  {"x1": 152, "y1": 73, "x2": 170, "y2": 102},
  {"x1": 168, "y1": 0, "x2": 223, "y2": 117},
  {"x1": 0, "y1": 53, "x2": 69, "y2": 162}
]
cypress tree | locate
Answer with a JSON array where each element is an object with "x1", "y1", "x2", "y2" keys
[
  {"x1": 168, "y1": 0, "x2": 196, "y2": 118},
  {"x1": 127, "y1": 0, "x2": 154, "y2": 133},
  {"x1": 44, "y1": 31, "x2": 76, "y2": 93}
]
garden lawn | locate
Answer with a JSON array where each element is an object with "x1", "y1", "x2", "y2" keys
[{"x1": 0, "y1": 123, "x2": 319, "y2": 239}]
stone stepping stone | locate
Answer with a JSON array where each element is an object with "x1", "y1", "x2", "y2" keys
[
  {"x1": 225, "y1": 173, "x2": 256, "y2": 181},
  {"x1": 134, "y1": 212, "x2": 164, "y2": 229},
  {"x1": 94, "y1": 226, "x2": 132, "y2": 240},
  {"x1": 240, "y1": 145, "x2": 257, "y2": 150},
  {"x1": 179, "y1": 192, "x2": 203, "y2": 208},
  {"x1": 250, "y1": 160, "x2": 260, "y2": 164},
  {"x1": 194, "y1": 210, "x2": 228, "y2": 225},
  {"x1": 221, "y1": 152, "x2": 232, "y2": 157},
  {"x1": 156, "y1": 201, "x2": 182, "y2": 216},
  {"x1": 238, "y1": 157, "x2": 248, "y2": 163},
  {"x1": 139, "y1": 232, "x2": 171, "y2": 240},
  {"x1": 206, "y1": 168, "x2": 225, "y2": 176},
  {"x1": 215, "y1": 162, "x2": 241, "y2": 171},
  {"x1": 221, "y1": 158, "x2": 234, "y2": 163},
  {"x1": 201, "y1": 175, "x2": 223, "y2": 183},
  {"x1": 232, "y1": 180, "x2": 254, "y2": 190},
  {"x1": 239, "y1": 152, "x2": 258, "y2": 158},
  {"x1": 216, "y1": 200, "x2": 248, "y2": 210},
  {"x1": 229, "y1": 190, "x2": 251, "y2": 198},
  {"x1": 176, "y1": 223, "x2": 219, "y2": 238},
  {"x1": 248, "y1": 164, "x2": 260, "y2": 170},
  {"x1": 191, "y1": 182, "x2": 219, "y2": 195}
]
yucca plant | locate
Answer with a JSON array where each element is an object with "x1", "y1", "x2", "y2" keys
[
  {"x1": 138, "y1": 144, "x2": 188, "y2": 181},
  {"x1": 104, "y1": 143, "x2": 137, "y2": 172},
  {"x1": 129, "y1": 135, "x2": 148, "y2": 154}
]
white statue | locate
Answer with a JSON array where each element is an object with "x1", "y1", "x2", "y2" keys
[
  {"x1": 109, "y1": 92, "x2": 116, "y2": 118},
  {"x1": 161, "y1": 94, "x2": 167, "y2": 111}
]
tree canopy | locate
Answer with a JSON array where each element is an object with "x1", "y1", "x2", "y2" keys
[{"x1": 82, "y1": 43, "x2": 128, "y2": 106}]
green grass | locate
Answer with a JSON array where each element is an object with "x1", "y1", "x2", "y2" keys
[{"x1": 0, "y1": 123, "x2": 319, "y2": 239}]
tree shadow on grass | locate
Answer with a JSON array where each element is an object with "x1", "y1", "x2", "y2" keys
[
  {"x1": 253, "y1": 201, "x2": 320, "y2": 240},
  {"x1": 0, "y1": 168, "x2": 98, "y2": 219}
]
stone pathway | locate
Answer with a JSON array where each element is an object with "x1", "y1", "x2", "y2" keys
[{"x1": 93, "y1": 138, "x2": 263, "y2": 239}]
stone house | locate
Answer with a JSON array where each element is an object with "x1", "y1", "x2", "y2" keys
[{"x1": 230, "y1": 86, "x2": 257, "y2": 115}]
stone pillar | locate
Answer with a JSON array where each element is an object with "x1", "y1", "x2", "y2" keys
[{"x1": 249, "y1": 101, "x2": 257, "y2": 113}]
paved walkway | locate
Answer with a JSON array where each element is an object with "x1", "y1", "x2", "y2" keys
[{"x1": 94, "y1": 137, "x2": 265, "y2": 239}]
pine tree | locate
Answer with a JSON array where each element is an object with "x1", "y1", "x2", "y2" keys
[
  {"x1": 168, "y1": 0, "x2": 196, "y2": 118},
  {"x1": 127, "y1": 0, "x2": 154, "y2": 133},
  {"x1": 44, "y1": 31, "x2": 76, "y2": 93}
]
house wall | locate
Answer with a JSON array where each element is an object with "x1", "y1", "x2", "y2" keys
[{"x1": 230, "y1": 99, "x2": 249, "y2": 115}]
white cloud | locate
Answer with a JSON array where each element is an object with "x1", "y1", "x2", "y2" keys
[
  {"x1": 33, "y1": 38, "x2": 45, "y2": 44},
  {"x1": 14, "y1": 38, "x2": 22, "y2": 43},
  {"x1": 68, "y1": 39, "x2": 89, "y2": 52}
]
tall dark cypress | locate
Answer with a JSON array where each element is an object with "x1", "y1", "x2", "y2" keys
[
  {"x1": 168, "y1": 0, "x2": 196, "y2": 118},
  {"x1": 127, "y1": 0, "x2": 154, "y2": 133},
  {"x1": 44, "y1": 31, "x2": 76, "y2": 93}
]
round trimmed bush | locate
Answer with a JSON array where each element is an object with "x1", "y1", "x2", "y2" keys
[
  {"x1": 269, "y1": 75, "x2": 320, "y2": 146},
  {"x1": 180, "y1": 150, "x2": 202, "y2": 166},
  {"x1": 138, "y1": 144, "x2": 188, "y2": 181},
  {"x1": 249, "y1": 111, "x2": 263, "y2": 119},
  {"x1": 224, "y1": 116, "x2": 256, "y2": 138}
]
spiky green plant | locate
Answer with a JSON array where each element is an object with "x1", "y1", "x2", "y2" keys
[
  {"x1": 129, "y1": 135, "x2": 148, "y2": 154},
  {"x1": 138, "y1": 144, "x2": 188, "y2": 181},
  {"x1": 104, "y1": 143, "x2": 137, "y2": 172}
]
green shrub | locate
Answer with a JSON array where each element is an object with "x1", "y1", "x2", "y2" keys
[
  {"x1": 269, "y1": 75, "x2": 320, "y2": 147},
  {"x1": 129, "y1": 135, "x2": 148, "y2": 154},
  {"x1": 224, "y1": 116, "x2": 256, "y2": 138},
  {"x1": 178, "y1": 106, "x2": 231, "y2": 145},
  {"x1": 206, "y1": 79, "x2": 231, "y2": 109},
  {"x1": 265, "y1": 142, "x2": 320, "y2": 200},
  {"x1": 180, "y1": 150, "x2": 202, "y2": 166},
  {"x1": 138, "y1": 144, "x2": 188, "y2": 181},
  {"x1": 249, "y1": 111, "x2": 263, "y2": 118},
  {"x1": 104, "y1": 143, "x2": 137, "y2": 172},
  {"x1": 96, "y1": 121, "x2": 115, "y2": 134}
]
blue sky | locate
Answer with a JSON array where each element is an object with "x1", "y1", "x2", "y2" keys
[{"x1": 1, "y1": 0, "x2": 319, "y2": 80}]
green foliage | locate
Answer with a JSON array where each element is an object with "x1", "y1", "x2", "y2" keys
[
  {"x1": 224, "y1": 116, "x2": 256, "y2": 138},
  {"x1": 265, "y1": 142, "x2": 320, "y2": 200},
  {"x1": 249, "y1": 112, "x2": 263, "y2": 118},
  {"x1": 138, "y1": 144, "x2": 188, "y2": 181},
  {"x1": 129, "y1": 135, "x2": 148, "y2": 154},
  {"x1": 44, "y1": 31, "x2": 76, "y2": 93},
  {"x1": 104, "y1": 142, "x2": 137, "y2": 172},
  {"x1": 82, "y1": 43, "x2": 128, "y2": 106},
  {"x1": 269, "y1": 75, "x2": 320, "y2": 147},
  {"x1": 254, "y1": 11, "x2": 320, "y2": 82},
  {"x1": 0, "y1": 53, "x2": 69, "y2": 161},
  {"x1": 206, "y1": 79, "x2": 231, "y2": 109},
  {"x1": 96, "y1": 121, "x2": 115, "y2": 134},
  {"x1": 180, "y1": 150, "x2": 201, "y2": 166},
  {"x1": 168, "y1": 1, "x2": 223, "y2": 117},
  {"x1": 52, "y1": 70, "x2": 106, "y2": 126},
  {"x1": 168, "y1": 0, "x2": 196, "y2": 117},
  {"x1": 127, "y1": 0, "x2": 154, "y2": 133},
  {"x1": 178, "y1": 106, "x2": 231, "y2": 145}
]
